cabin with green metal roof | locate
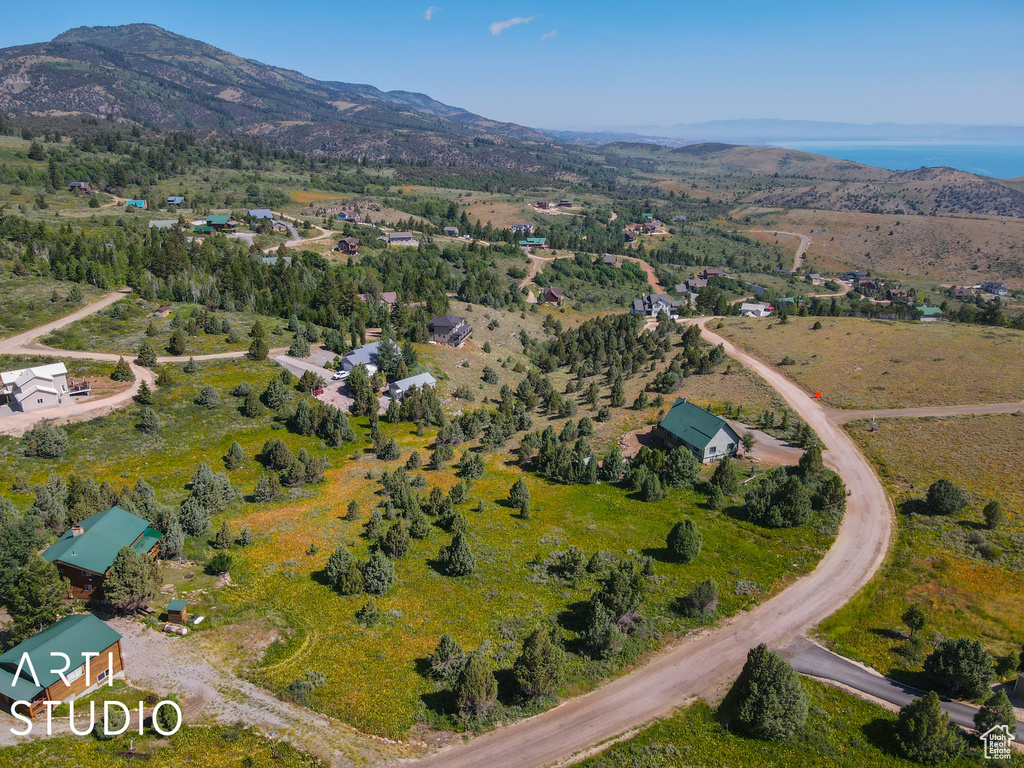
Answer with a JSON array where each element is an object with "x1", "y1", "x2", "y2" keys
[
  {"x1": 658, "y1": 398, "x2": 741, "y2": 463},
  {"x1": 518, "y1": 237, "x2": 548, "y2": 249},
  {"x1": 42, "y1": 507, "x2": 162, "y2": 601},
  {"x1": 125, "y1": 199, "x2": 147, "y2": 210},
  {"x1": 0, "y1": 614, "x2": 124, "y2": 717},
  {"x1": 205, "y1": 214, "x2": 237, "y2": 230}
]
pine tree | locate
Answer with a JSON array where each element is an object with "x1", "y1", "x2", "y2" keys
[
  {"x1": 242, "y1": 389, "x2": 264, "y2": 418},
  {"x1": 678, "y1": 578, "x2": 719, "y2": 618},
  {"x1": 360, "y1": 551, "x2": 396, "y2": 594},
  {"x1": 105, "y1": 546, "x2": 158, "y2": 614},
  {"x1": 926, "y1": 479, "x2": 967, "y2": 516},
  {"x1": 214, "y1": 521, "x2": 233, "y2": 550},
  {"x1": 600, "y1": 445, "x2": 625, "y2": 481},
  {"x1": 111, "y1": 357, "x2": 135, "y2": 382},
  {"x1": 894, "y1": 690, "x2": 964, "y2": 764},
  {"x1": 138, "y1": 406, "x2": 160, "y2": 434},
  {"x1": 663, "y1": 447, "x2": 700, "y2": 488},
  {"x1": 194, "y1": 385, "x2": 221, "y2": 408},
  {"x1": 159, "y1": 513, "x2": 184, "y2": 559},
  {"x1": 720, "y1": 643, "x2": 808, "y2": 740},
  {"x1": 239, "y1": 527, "x2": 254, "y2": 546},
  {"x1": 427, "y1": 633, "x2": 466, "y2": 685},
  {"x1": 508, "y1": 478, "x2": 530, "y2": 511},
  {"x1": 453, "y1": 653, "x2": 497, "y2": 718},
  {"x1": 252, "y1": 473, "x2": 281, "y2": 502},
  {"x1": 168, "y1": 329, "x2": 188, "y2": 356},
  {"x1": 137, "y1": 339, "x2": 158, "y2": 368},
  {"x1": 983, "y1": 500, "x2": 1005, "y2": 530},
  {"x1": 711, "y1": 456, "x2": 738, "y2": 495},
  {"x1": 974, "y1": 689, "x2": 1015, "y2": 736},
  {"x1": 379, "y1": 521, "x2": 411, "y2": 559},
  {"x1": 248, "y1": 337, "x2": 269, "y2": 361},
  {"x1": 135, "y1": 380, "x2": 154, "y2": 405},
  {"x1": 513, "y1": 628, "x2": 563, "y2": 699},
  {"x1": 440, "y1": 532, "x2": 476, "y2": 576},
  {"x1": 263, "y1": 376, "x2": 288, "y2": 409},
  {"x1": 666, "y1": 518, "x2": 702, "y2": 563},
  {"x1": 377, "y1": 438, "x2": 401, "y2": 461},
  {"x1": 609, "y1": 376, "x2": 625, "y2": 407},
  {"x1": 640, "y1": 471, "x2": 665, "y2": 502},
  {"x1": 902, "y1": 604, "x2": 926, "y2": 637},
  {"x1": 183, "y1": 357, "x2": 199, "y2": 374},
  {"x1": 225, "y1": 442, "x2": 245, "y2": 470},
  {"x1": 179, "y1": 495, "x2": 211, "y2": 537},
  {"x1": 923, "y1": 638, "x2": 994, "y2": 699},
  {"x1": 798, "y1": 444, "x2": 824, "y2": 478},
  {"x1": 5, "y1": 553, "x2": 68, "y2": 644}
]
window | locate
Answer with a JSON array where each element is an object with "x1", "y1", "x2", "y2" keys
[
  {"x1": 66, "y1": 666, "x2": 84, "y2": 684},
  {"x1": 97, "y1": 670, "x2": 109, "y2": 683},
  {"x1": 37, "y1": 398, "x2": 44, "y2": 404}
]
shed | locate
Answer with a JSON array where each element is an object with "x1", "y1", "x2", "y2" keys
[{"x1": 167, "y1": 599, "x2": 188, "y2": 625}]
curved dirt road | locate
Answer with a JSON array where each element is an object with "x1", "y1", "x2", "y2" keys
[
  {"x1": 519, "y1": 252, "x2": 664, "y2": 295},
  {"x1": 408, "y1": 320, "x2": 893, "y2": 768},
  {"x1": 751, "y1": 229, "x2": 812, "y2": 272}
]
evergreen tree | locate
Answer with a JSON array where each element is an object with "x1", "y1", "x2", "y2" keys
[
  {"x1": 974, "y1": 689, "x2": 1015, "y2": 736},
  {"x1": 663, "y1": 447, "x2": 700, "y2": 488},
  {"x1": 160, "y1": 513, "x2": 184, "y2": 559},
  {"x1": 609, "y1": 376, "x2": 625, "y2": 407},
  {"x1": 678, "y1": 578, "x2": 719, "y2": 618},
  {"x1": 238, "y1": 527, "x2": 254, "y2": 546},
  {"x1": 135, "y1": 380, "x2": 154, "y2": 405},
  {"x1": 137, "y1": 339, "x2": 158, "y2": 367},
  {"x1": 440, "y1": 532, "x2": 476, "y2": 576},
  {"x1": 248, "y1": 337, "x2": 269, "y2": 361},
  {"x1": 720, "y1": 643, "x2": 808, "y2": 740},
  {"x1": 923, "y1": 638, "x2": 994, "y2": 699},
  {"x1": 361, "y1": 551, "x2": 396, "y2": 594},
  {"x1": 580, "y1": 597, "x2": 621, "y2": 658},
  {"x1": 138, "y1": 406, "x2": 160, "y2": 434},
  {"x1": 926, "y1": 479, "x2": 967, "y2": 516},
  {"x1": 168, "y1": 330, "x2": 188, "y2": 356},
  {"x1": 252, "y1": 473, "x2": 281, "y2": 502},
  {"x1": 225, "y1": 442, "x2": 245, "y2": 470},
  {"x1": 894, "y1": 690, "x2": 964, "y2": 764},
  {"x1": 214, "y1": 521, "x2": 233, "y2": 549},
  {"x1": 453, "y1": 653, "x2": 498, "y2": 718},
  {"x1": 513, "y1": 628, "x2": 563, "y2": 699},
  {"x1": 4, "y1": 553, "x2": 68, "y2": 644},
  {"x1": 427, "y1": 633, "x2": 467, "y2": 685},
  {"x1": 711, "y1": 456, "x2": 738, "y2": 495},
  {"x1": 111, "y1": 357, "x2": 135, "y2": 382},
  {"x1": 242, "y1": 389, "x2": 264, "y2": 417},
  {"x1": 263, "y1": 377, "x2": 289, "y2": 409},
  {"x1": 600, "y1": 445, "x2": 625, "y2": 481},
  {"x1": 640, "y1": 471, "x2": 665, "y2": 502},
  {"x1": 194, "y1": 385, "x2": 221, "y2": 408},
  {"x1": 983, "y1": 500, "x2": 1005, "y2": 530},
  {"x1": 508, "y1": 478, "x2": 530, "y2": 512},
  {"x1": 666, "y1": 518, "x2": 702, "y2": 563},
  {"x1": 377, "y1": 438, "x2": 401, "y2": 461},
  {"x1": 105, "y1": 545, "x2": 158, "y2": 614},
  {"x1": 179, "y1": 495, "x2": 211, "y2": 537},
  {"x1": 797, "y1": 444, "x2": 824, "y2": 478},
  {"x1": 902, "y1": 605, "x2": 926, "y2": 637},
  {"x1": 379, "y1": 521, "x2": 411, "y2": 559},
  {"x1": 183, "y1": 357, "x2": 199, "y2": 374}
]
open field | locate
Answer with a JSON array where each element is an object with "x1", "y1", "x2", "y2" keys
[
  {"x1": 716, "y1": 316, "x2": 1024, "y2": 409},
  {"x1": 579, "y1": 679, "x2": 998, "y2": 768},
  {"x1": 41, "y1": 297, "x2": 292, "y2": 357},
  {"x1": 0, "y1": 276, "x2": 104, "y2": 340},
  {"x1": 820, "y1": 413, "x2": 1024, "y2": 682},
  {"x1": 0, "y1": 333, "x2": 832, "y2": 743}
]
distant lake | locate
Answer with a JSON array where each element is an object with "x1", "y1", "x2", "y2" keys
[{"x1": 768, "y1": 141, "x2": 1024, "y2": 179}]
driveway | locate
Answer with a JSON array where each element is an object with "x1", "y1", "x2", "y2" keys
[{"x1": 790, "y1": 641, "x2": 1024, "y2": 736}]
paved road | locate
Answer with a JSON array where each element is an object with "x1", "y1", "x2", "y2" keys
[
  {"x1": 791, "y1": 643, "x2": 1024, "y2": 736},
  {"x1": 406, "y1": 319, "x2": 894, "y2": 768},
  {"x1": 828, "y1": 401, "x2": 1024, "y2": 424},
  {"x1": 750, "y1": 229, "x2": 812, "y2": 272}
]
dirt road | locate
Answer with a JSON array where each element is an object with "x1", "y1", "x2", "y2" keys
[
  {"x1": 828, "y1": 401, "x2": 1024, "y2": 424},
  {"x1": 751, "y1": 229, "x2": 812, "y2": 272},
  {"x1": 619, "y1": 255, "x2": 665, "y2": 293},
  {"x1": 407, "y1": 319, "x2": 894, "y2": 768},
  {"x1": 518, "y1": 252, "x2": 663, "y2": 295}
]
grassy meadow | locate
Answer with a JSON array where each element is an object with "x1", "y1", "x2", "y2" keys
[
  {"x1": 820, "y1": 413, "x2": 1024, "y2": 683},
  {"x1": 579, "y1": 679, "x2": 1008, "y2": 768},
  {"x1": 716, "y1": 315, "x2": 1024, "y2": 409},
  {"x1": 0, "y1": 275, "x2": 104, "y2": 340},
  {"x1": 0, "y1": 343, "x2": 833, "y2": 740}
]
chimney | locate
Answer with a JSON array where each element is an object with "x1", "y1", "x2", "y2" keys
[{"x1": 71, "y1": 523, "x2": 84, "y2": 537}]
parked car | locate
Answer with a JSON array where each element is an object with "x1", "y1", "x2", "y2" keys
[
  {"x1": 312, "y1": 388, "x2": 325, "y2": 396},
  {"x1": 331, "y1": 372, "x2": 346, "y2": 380}
]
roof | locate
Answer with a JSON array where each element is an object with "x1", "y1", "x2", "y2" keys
[
  {"x1": 430, "y1": 315, "x2": 465, "y2": 330},
  {"x1": 42, "y1": 506, "x2": 159, "y2": 576},
  {"x1": 248, "y1": 208, "x2": 274, "y2": 219},
  {"x1": 2, "y1": 362, "x2": 67, "y2": 388},
  {"x1": 341, "y1": 341, "x2": 380, "y2": 367},
  {"x1": 392, "y1": 372, "x2": 437, "y2": 391},
  {"x1": 0, "y1": 614, "x2": 122, "y2": 690},
  {"x1": 357, "y1": 291, "x2": 398, "y2": 305},
  {"x1": 518, "y1": 237, "x2": 547, "y2": 246},
  {"x1": 389, "y1": 231, "x2": 414, "y2": 240},
  {"x1": 206, "y1": 215, "x2": 233, "y2": 226},
  {"x1": 601, "y1": 253, "x2": 617, "y2": 264},
  {"x1": 148, "y1": 220, "x2": 178, "y2": 230},
  {"x1": 443, "y1": 226, "x2": 459, "y2": 233},
  {"x1": 167, "y1": 196, "x2": 185, "y2": 204},
  {"x1": 167, "y1": 599, "x2": 188, "y2": 612},
  {"x1": 125, "y1": 200, "x2": 146, "y2": 207},
  {"x1": 69, "y1": 181, "x2": 90, "y2": 188},
  {"x1": 918, "y1": 306, "x2": 943, "y2": 316},
  {"x1": 338, "y1": 236, "x2": 360, "y2": 247},
  {"x1": 660, "y1": 398, "x2": 737, "y2": 451},
  {"x1": 0, "y1": 664, "x2": 43, "y2": 700}
]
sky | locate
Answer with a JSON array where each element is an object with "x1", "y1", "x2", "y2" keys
[{"x1": 1, "y1": 0, "x2": 1022, "y2": 131}]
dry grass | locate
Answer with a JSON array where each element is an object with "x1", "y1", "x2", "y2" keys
[
  {"x1": 820, "y1": 413, "x2": 1024, "y2": 680},
  {"x1": 716, "y1": 316, "x2": 1024, "y2": 409}
]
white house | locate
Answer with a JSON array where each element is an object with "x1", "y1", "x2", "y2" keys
[
  {"x1": 0, "y1": 363, "x2": 73, "y2": 413},
  {"x1": 630, "y1": 293, "x2": 682, "y2": 317},
  {"x1": 388, "y1": 372, "x2": 436, "y2": 400},
  {"x1": 340, "y1": 342, "x2": 380, "y2": 372},
  {"x1": 739, "y1": 302, "x2": 773, "y2": 318}
]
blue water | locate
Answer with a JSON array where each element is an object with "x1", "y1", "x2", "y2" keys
[{"x1": 768, "y1": 141, "x2": 1024, "y2": 179}]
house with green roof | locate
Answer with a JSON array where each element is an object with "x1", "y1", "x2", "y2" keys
[
  {"x1": 125, "y1": 199, "x2": 147, "y2": 210},
  {"x1": 518, "y1": 237, "x2": 548, "y2": 249},
  {"x1": 658, "y1": 398, "x2": 741, "y2": 463},
  {"x1": 205, "y1": 214, "x2": 237, "y2": 231},
  {"x1": 0, "y1": 614, "x2": 124, "y2": 717},
  {"x1": 42, "y1": 507, "x2": 162, "y2": 600}
]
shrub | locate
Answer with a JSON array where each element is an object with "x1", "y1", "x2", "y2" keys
[
  {"x1": 983, "y1": 500, "x2": 1005, "y2": 530},
  {"x1": 22, "y1": 423, "x2": 69, "y2": 458},
  {"x1": 678, "y1": 578, "x2": 719, "y2": 618},
  {"x1": 926, "y1": 479, "x2": 967, "y2": 516},
  {"x1": 205, "y1": 552, "x2": 232, "y2": 575},
  {"x1": 894, "y1": 690, "x2": 963, "y2": 764},
  {"x1": 923, "y1": 638, "x2": 994, "y2": 699},
  {"x1": 194, "y1": 385, "x2": 221, "y2": 409},
  {"x1": 666, "y1": 519, "x2": 702, "y2": 564},
  {"x1": 719, "y1": 643, "x2": 808, "y2": 740},
  {"x1": 355, "y1": 599, "x2": 380, "y2": 628}
]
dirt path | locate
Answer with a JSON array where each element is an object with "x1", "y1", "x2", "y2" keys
[
  {"x1": 518, "y1": 251, "x2": 663, "y2": 295},
  {"x1": 619, "y1": 254, "x2": 665, "y2": 293},
  {"x1": 406, "y1": 320, "x2": 895, "y2": 768},
  {"x1": 750, "y1": 229, "x2": 812, "y2": 272},
  {"x1": 828, "y1": 401, "x2": 1024, "y2": 424},
  {"x1": 263, "y1": 212, "x2": 334, "y2": 253}
]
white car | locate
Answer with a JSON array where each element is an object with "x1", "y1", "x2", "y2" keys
[{"x1": 331, "y1": 371, "x2": 347, "y2": 380}]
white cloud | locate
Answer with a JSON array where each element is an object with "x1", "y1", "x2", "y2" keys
[
  {"x1": 489, "y1": 16, "x2": 538, "y2": 36},
  {"x1": 540, "y1": 30, "x2": 557, "y2": 41},
  {"x1": 423, "y1": 6, "x2": 440, "y2": 20}
]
